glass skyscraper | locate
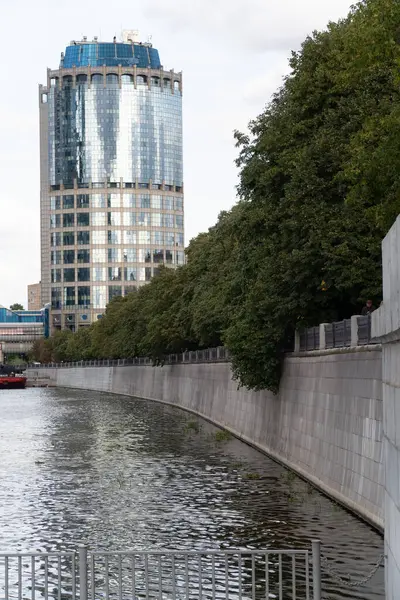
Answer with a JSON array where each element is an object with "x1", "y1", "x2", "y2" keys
[{"x1": 39, "y1": 32, "x2": 184, "y2": 331}]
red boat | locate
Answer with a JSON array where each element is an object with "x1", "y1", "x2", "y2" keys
[{"x1": 0, "y1": 375, "x2": 27, "y2": 389}]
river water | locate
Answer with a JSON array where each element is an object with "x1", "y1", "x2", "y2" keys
[{"x1": 0, "y1": 387, "x2": 384, "y2": 598}]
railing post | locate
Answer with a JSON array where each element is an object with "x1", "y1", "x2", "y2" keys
[
  {"x1": 319, "y1": 324, "x2": 327, "y2": 350},
  {"x1": 294, "y1": 330, "x2": 300, "y2": 353},
  {"x1": 312, "y1": 539, "x2": 321, "y2": 600},
  {"x1": 351, "y1": 315, "x2": 359, "y2": 347},
  {"x1": 78, "y1": 545, "x2": 88, "y2": 600}
]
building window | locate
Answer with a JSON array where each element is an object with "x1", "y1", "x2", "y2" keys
[
  {"x1": 92, "y1": 230, "x2": 106, "y2": 244},
  {"x1": 153, "y1": 249, "x2": 164, "y2": 263},
  {"x1": 138, "y1": 231, "x2": 150, "y2": 244},
  {"x1": 175, "y1": 215, "x2": 184, "y2": 228},
  {"x1": 107, "y1": 194, "x2": 120, "y2": 208},
  {"x1": 138, "y1": 212, "x2": 150, "y2": 226},
  {"x1": 124, "y1": 267, "x2": 137, "y2": 281},
  {"x1": 93, "y1": 248, "x2": 107, "y2": 263},
  {"x1": 145, "y1": 267, "x2": 152, "y2": 281},
  {"x1": 93, "y1": 286, "x2": 106, "y2": 309},
  {"x1": 108, "y1": 267, "x2": 122, "y2": 281},
  {"x1": 63, "y1": 268, "x2": 75, "y2": 283},
  {"x1": 50, "y1": 197, "x2": 61, "y2": 210},
  {"x1": 92, "y1": 267, "x2": 106, "y2": 282},
  {"x1": 176, "y1": 233, "x2": 184, "y2": 247},
  {"x1": 163, "y1": 214, "x2": 174, "y2": 228},
  {"x1": 63, "y1": 195, "x2": 74, "y2": 209},
  {"x1": 109, "y1": 286, "x2": 122, "y2": 301},
  {"x1": 78, "y1": 268, "x2": 90, "y2": 282},
  {"x1": 63, "y1": 286, "x2": 75, "y2": 306},
  {"x1": 63, "y1": 213, "x2": 74, "y2": 227},
  {"x1": 139, "y1": 195, "x2": 150, "y2": 208},
  {"x1": 91, "y1": 195, "x2": 106, "y2": 208},
  {"x1": 108, "y1": 230, "x2": 121, "y2": 244},
  {"x1": 63, "y1": 232, "x2": 75, "y2": 246},
  {"x1": 151, "y1": 213, "x2": 162, "y2": 227},
  {"x1": 51, "y1": 269, "x2": 61, "y2": 283},
  {"x1": 123, "y1": 248, "x2": 136, "y2": 262},
  {"x1": 91, "y1": 73, "x2": 103, "y2": 85},
  {"x1": 108, "y1": 212, "x2": 121, "y2": 226},
  {"x1": 175, "y1": 198, "x2": 183, "y2": 211},
  {"x1": 166, "y1": 250, "x2": 173, "y2": 264},
  {"x1": 51, "y1": 251, "x2": 61, "y2": 265},
  {"x1": 121, "y1": 74, "x2": 133, "y2": 85},
  {"x1": 108, "y1": 248, "x2": 121, "y2": 263},
  {"x1": 165, "y1": 233, "x2": 175, "y2": 246},
  {"x1": 77, "y1": 249, "x2": 90, "y2": 264},
  {"x1": 77, "y1": 231, "x2": 90, "y2": 245},
  {"x1": 138, "y1": 249, "x2": 151, "y2": 263},
  {"x1": 51, "y1": 288, "x2": 61, "y2": 309},
  {"x1": 91, "y1": 212, "x2": 106, "y2": 226},
  {"x1": 123, "y1": 212, "x2": 136, "y2": 226},
  {"x1": 176, "y1": 251, "x2": 185, "y2": 265},
  {"x1": 77, "y1": 194, "x2": 90, "y2": 209},
  {"x1": 78, "y1": 286, "x2": 90, "y2": 306},
  {"x1": 63, "y1": 250, "x2": 75, "y2": 265},
  {"x1": 51, "y1": 232, "x2": 61, "y2": 247},
  {"x1": 163, "y1": 197, "x2": 173, "y2": 210},
  {"x1": 124, "y1": 286, "x2": 137, "y2": 296},
  {"x1": 77, "y1": 213, "x2": 90, "y2": 227},
  {"x1": 123, "y1": 194, "x2": 136, "y2": 208},
  {"x1": 152, "y1": 231, "x2": 164, "y2": 245},
  {"x1": 151, "y1": 196, "x2": 162, "y2": 209},
  {"x1": 50, "y1": 214, "x2": 61, "y2": 228},
  {"x1": 123, "y1": 231, "x2": 137, "y2": 245}
]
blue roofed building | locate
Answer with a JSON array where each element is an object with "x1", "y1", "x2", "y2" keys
[{"x1": 0, "y1": 305, "x2": 50, "y2": 362}]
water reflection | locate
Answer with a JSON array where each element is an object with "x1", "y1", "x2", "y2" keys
[{"x1": 0, "y1": 388, "x2": 384, "y2": 598}]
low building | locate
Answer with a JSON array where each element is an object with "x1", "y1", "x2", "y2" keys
[
  {"x1": 28, "y1": 282, "x2": 42, "y2": 311},
  {"x1": 0, "y1": 305, "x2": 49, "y2": 361}
]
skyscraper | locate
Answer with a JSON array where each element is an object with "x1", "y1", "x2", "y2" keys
[{"x1": 39, "y1": 31, "x2": 184, "y2": 332}]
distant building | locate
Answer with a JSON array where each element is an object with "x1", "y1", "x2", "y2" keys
[
  {"x1": 0, "y1": 305, "x2": 49, "y2": 360},
  {"x1": 39, "y1": 31, "x2": 184, "y2": 332},
  {"x1": 28, "y1": 282, "x2": 42, "y2": 311}
]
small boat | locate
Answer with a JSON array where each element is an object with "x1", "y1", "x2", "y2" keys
[{"x1": 0, "y1": 365, "x2": 27, "y2": 389}]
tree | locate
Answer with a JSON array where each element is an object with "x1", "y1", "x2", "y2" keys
[{"x1": 10, "y1": 303, "x2": 23, "y2": 311}]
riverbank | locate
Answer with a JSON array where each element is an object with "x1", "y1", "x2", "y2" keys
[{"x1": 27, "y1": 346, "x2": 383, "y2": 530}]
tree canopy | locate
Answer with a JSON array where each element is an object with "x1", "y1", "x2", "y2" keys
[
  {"x1": 33, "y1": 0, "x2": 400, "y2": 391},
  {"x1": 10, "y1": 304, "x2": 23, "y2": 311}
]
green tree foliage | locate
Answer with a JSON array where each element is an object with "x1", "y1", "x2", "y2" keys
[
  {"x1": 10, "y1": 304, "x2": 23, "y2": 311},
  {"x1": 32, "y1": 0, "x2": 400, "y2": 391}
]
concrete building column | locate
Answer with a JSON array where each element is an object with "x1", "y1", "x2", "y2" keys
[{"x1": 372, "y1": 215, "x2": 400, "y2": 599}]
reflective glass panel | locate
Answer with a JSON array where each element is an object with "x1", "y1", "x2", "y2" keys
[
  {"x1": 63, "y1": 232, "x2": 75, "y2": 246},
  {"x1": 91, "y1": 195, "x2": 106, "y2": 208},
  {"x1": 63, "y1": 195, "x2": 74, "y2": 209},
  {"x1": 51, "y1": 232, "x2": 62, "y2": 247},
  {"x1": 108, "y1": 248, "x2": 121, "y2": 262},
  {"x1": 51, "y1": 268, "x2": 61, "y2": 283},
  {"x1": 92, "y1": 267, "x2": 106, "y2": 282},
  {"x1": 63, "y1": 250, "x2": 75, "y2": 264},
  {"x1": 63, "y1": 213, "x2": 74, "y2": 227},
  {"x1": 138, "y1": 231, "x2": 150, "y2": 244},
  {"x1": 93, "y1": 248, "x2": 106, "y2": 263},
  {"x1": 77, "y1": 249, "x2": 90, "y2": 263},
  {"x1": 91, "y1": 212, "x2": 106, "y2": 226},
  {"x1": 124, "y1": 266, "x2": 137, "y2": 281},
  {"x1": 51, "y1": 287, "x2": 61, "y2": 309},
  {"x1": 150, "y1": 196, "x2": 162, "y2": 209},
  {"x1": 109, "y1": 286, "x2": 122, "y2": 301},
  {"x1": 108, "y1": 230, "x2": 121, "y2": 244},
  {"x1": 122, "y1": 194, "x2": 136, "y2": 208},
  {"x1": 166, "y1": 250, "x2": 173, "y2": 264},
  {"x1": 77, "y1": 194, "x2": 90, "y2": 209},
  {"x1": 151, "y1": 213, "x2": 162, "y2": 227},
  {"x1": 78, "y1": 286, "x2": 90, "y2": 306},
  {"x1": 50, "y1": 197, "x2": 61, "y2": 210},
  {"x1": 63, "y1": 268, "x2": 75, "y2": 282},
  {"x1": 175, "y1": 215, "x2": 184, "y2": 228},
  {"x1": 78, "y1": 268, "x2": 90, "y2": 282},
  {"x1": 152, "y1": 231, "x2": 164, "y2": 245},
  {"x1": 51, "y1": 250, "x2": 61, "y2": 265},
  {"x1": 145, "y1": 267, "x2": 152, "y2": 281},
  {"x1": 108, "y1": 267, "x2": 122, "y2": 281},
  {"x1": 123, "y1": 212, "x2": 136, "y2": 226},
  {"x1": 163, "y1": 214, "x2": 174, "y2": 228},
  {"x1": 93, "y1": 286, "x2": 107, "y2": 309},
  {"x1": 63, "y1": 286, "x2": 75, "y2": 306},
  {"x1": 77, "y1": 231, "x2": 90, "y2": 245},
  {"x1": 138, "y1": 249, "x2": 151, "y2": 263},
  {"x1": 163, "y1": 197, "x2": 173, "y2": 210},
  {"x1": 108, "y1": 194, "x2": 120, "y2": 208},
  {"x1": 138, "y1": 212, "x2": 150, "y2": 226},
  {"x1": 108, "y1": 212, "x2": 121, "y2": 226},
  {"x1": 50, "y1": 214, "x2": 61, "y2": 228},
  {"x1": 153, "y1": 249, "x2": 164, "y2": 263},
  {"x1": 77, "y1": 213, "x2": 90, "y2": 226},
  {"x1": 139, "y1": 195, "x2": 150, "y2": 208},
  {"x1": 123, "y1": 231, "x2": 137, "y2": 244},
  {"x1": 92, "y1": 231, "x2": 106, "y2": 244},
  {"x1": 123, "y1": 248, "x2": 136, "y2": 262}
]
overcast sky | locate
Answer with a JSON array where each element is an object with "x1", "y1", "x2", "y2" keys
[{"x1": 0, "y1": 0, "x2": 354, "y2": 308}]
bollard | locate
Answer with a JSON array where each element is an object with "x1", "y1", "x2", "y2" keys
[
  {"x1": 312, "y1": 539, "x2": 321, "y2": 600},
  {"x1": 78, "y1": 545, "x2": 88, "y2": 600}
]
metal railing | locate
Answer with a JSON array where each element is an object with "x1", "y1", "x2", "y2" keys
[
  {"x1": 25, "y1": 347, "x2": 231, "y2": 370},
  {"x1": 299, "y1": 315, "x2": 376, "y2": 352},
  {"x1": 0, "y1": 543, "x2": 322, "y2": 600}
]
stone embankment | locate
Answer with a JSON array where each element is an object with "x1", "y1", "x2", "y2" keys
[{"x1": 27, "y1": 344, "x2": 383, "y2": 530}]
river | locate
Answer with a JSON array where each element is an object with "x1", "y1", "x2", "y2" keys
[{"x1": 0, "y1": 387, "x2": 384, "y2": 598}]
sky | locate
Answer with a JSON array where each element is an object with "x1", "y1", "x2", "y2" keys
[{"x1": 0, "y1": 0, "x2": 354, "y2": 308}]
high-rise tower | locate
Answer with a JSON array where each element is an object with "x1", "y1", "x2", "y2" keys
[{"x1": 39, "y1": 32, "x2": 184, "y2": 331}]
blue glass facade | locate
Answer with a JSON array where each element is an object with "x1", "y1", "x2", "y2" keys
[
  {"x1": 48, "y1": 73, "x2": 182, "y2": 186},
  {"x1": 63, "y1": 43, "x2": 161, "y2": 69}
]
